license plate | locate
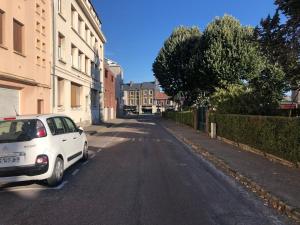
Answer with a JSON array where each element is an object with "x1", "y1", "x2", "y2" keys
[{"x1": 0, "y1": 156, "x2": 20, "y2": 164}]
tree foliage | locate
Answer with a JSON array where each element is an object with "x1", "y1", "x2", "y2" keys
[{"x1": 152, "y1": 26, "x2": 203, "y2": 106}]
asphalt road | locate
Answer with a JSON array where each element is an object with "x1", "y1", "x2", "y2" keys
[{"x1": 0, "y1": 116, "x2": 294, "y2": 225}]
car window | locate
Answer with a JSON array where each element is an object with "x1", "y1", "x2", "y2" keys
[
  {"x1": 63, "y1": 117, "x2": 77, "y2": 133},
  {"x1": 53, "y1": 117, "x2": 66, "y2": 135},
  {"x1": 47, "y1": 118, "x2": 56, "y2": 135},
  {"x1": 0, "y1": 120, "x2": 38, "y2": 143}
]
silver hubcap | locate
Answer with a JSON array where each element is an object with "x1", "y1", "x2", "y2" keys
[{"x1": 55, "y1": 160, "x2": 63, "y2": 180}]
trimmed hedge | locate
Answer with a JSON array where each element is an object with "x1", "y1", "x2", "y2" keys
[
  {"x1": 210, "y1": 114, "x2": 300, "y2": 163},
  {"x1": 163, "y1": 111, "x2": 194, "y2": 127}
]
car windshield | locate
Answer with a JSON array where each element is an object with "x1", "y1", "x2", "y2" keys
[{"x1": 0, "y1": 119, "x2": 38, "y2": 143}]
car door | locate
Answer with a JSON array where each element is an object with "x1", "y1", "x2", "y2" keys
[
  {"x1": 49, "y1": 117, "x2": 74, "y2": 166},
  {"x1": 62, "y1": 117, "x2": 82, "y2": 162}
]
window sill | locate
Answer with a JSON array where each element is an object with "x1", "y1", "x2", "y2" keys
[
  {"x1": 58, "y1": 13, "x2": 66, "y2": 22},
  {"x1": 0, "y1": 44, "x2": 8, "y2": 50},
  {"x1": 59, "y1": 58, "x2": 66, "y2": 64},
  {"x1": 14, "y1": 51, "x2": 26, "y2": 58}
]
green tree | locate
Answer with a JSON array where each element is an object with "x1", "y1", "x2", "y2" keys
[
  {"x1": 201, "y1": 15, "x2": 265, "y2": 88},
  {"x1": 153, "y1": 26, "x2": 204, "y2": 106}
]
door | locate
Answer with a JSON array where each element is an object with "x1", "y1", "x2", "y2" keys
[
  {"x1": 62, "y1": 117, "x2": 82, "y2": 162},
  {"x1": 0, "y1": 87, "x2": 19, "y2": 117},
  {"x1": 37, "y1": 99, "x2": 44, "y2": 114},
  {"x1": 50, "y1": 117, "x2": 74, "y2": 166}
]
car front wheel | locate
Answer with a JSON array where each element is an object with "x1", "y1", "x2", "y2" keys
[
  {"x1": 82, "y1": 143, "x2": 88, "y2": 161},
  {"x1": 47, "y1": 157, "x2": 64, "y2": 187}
]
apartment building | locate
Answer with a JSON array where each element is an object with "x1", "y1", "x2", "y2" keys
[
  {"x1": 0, "y1": 0, "x2": 51, "y2": 117},
  {"x1": 52, "y1": 0, "x2": 106, "y2": 125},
  {"x1": 105, "y1": 58, "x2": 124, "y2": 117},
  {"x1": 123, "y1": 81, "x2": 157, "y2": 114},
  {"x1": 103, "y1": 65, "x2": 117, "y2": 121}
]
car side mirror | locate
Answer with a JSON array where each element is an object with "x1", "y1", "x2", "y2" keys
[{"x1": 77, "y1": 126, "x2": 84, "y2": 135}]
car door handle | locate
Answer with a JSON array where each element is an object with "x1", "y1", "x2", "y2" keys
[{"x1": 62, "y1": 139, "x2": 67, "y2": 142}]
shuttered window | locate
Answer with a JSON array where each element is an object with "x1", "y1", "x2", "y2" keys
[
  {"x1": 0, "y1": 11, "x2": 3, "y2": 45},
  {"x1": 71, "y1": 83, "x2": 81, "y2": 108},
  {"x1": 13, "y1": 19, "x2": 23, "y2": 54}
]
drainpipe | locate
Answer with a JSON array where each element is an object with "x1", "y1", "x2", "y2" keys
[{"x1": 52, "y1": 0, "x2": 56, "y2": 110}]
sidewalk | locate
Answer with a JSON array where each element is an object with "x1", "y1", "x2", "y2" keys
[
  {"x1": 160, "y1": 118, "x2": 300, "y2": 222},
  {"x1": 83, "y1": 118, "x2": 124, "y2": 135}
]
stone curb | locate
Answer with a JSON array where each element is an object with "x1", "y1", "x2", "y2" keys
[{"x1": 162, "y1": 124, "x2": 300, "y2": 223}]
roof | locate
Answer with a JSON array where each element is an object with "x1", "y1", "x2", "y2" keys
[
  {"x1": 155, "y1": 92, "x2": 170, "y2": 100},
  {"x1": 123, "y1": 82, "x2": 156, "y2": 91}
]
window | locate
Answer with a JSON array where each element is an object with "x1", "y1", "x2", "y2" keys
[
  {"x1": 85, "y1": 57, "x2": 89, "y2": 74},
  {"x1": 36, "y1": 39, "x2": 41, "y2": 49},
  {"x1": 13, "y1": 19, "x2": 24, "y2": 54},
  {"x1": 0, "y1": 10, "x2": 3, "y2": 45},
  {"x1": 71, "y1": 83, "x2": 81, "y2": 108},
  {"x1": 71, "y1": 45, "x2": 76, "y2": 66},
  {"x1": 37, "y1": 99, "x2": 44, "y2": 114},
  {"x1": 36, "y1": 56, "x2": 41, "y2": 66},
  {"x1": 130, "y1": 91, "x2": 134, "y2": 96},
  {"x1": 130, "y1": 99, "x2": 134, "y2": 105},
  {"x1": 91, "y1": 89, "x2": 97, "y2": 107},
  {"x1": 71, "y1": 6, "x2": 76, "y2": 28},
  {"x1": 144, "y1": 98, "x2": 147, "y2": 104},
  {"x1": 78, "y1": 16, "x2": 83, "y2": 36},
  {"x1": 58, "y1": 0, "x2": 62, "y2": 13},
  {"x1": 47, "y1": 119, "x2": 56, "y2": 135},
  {"x1": 58, "y1": 33, "x2": 64, "y2": 59},
  {"x1": 36, "y1": 3, "x2": 41, "y2": 14},
  {"x1": 36, "y1": 21, "x2": 40, "y2": 32},
  {"x1": 167, "y1": 100, "x2": 170, "y2": 105},
  {"x1": 91, "y1": 61, "x2": 95, "y2": 75},
  {"x1": 85, "y1": 26, "x2": 89, "y2": 42},
  {"x1": 57, "y1": 77, "x2": 64, "y2": 106},
  {"x1": 149, "y1": 90, "x2": 153, "y2": 95},
  {"x1": 53, "y1": 117, "x2": 66, "y2": 135},
  {"x1": 63, "y1": 117, "x2": 77, "y2": 133},
  {"x1": 149, "y1": 98, "x2": 153, "y2": 104}
]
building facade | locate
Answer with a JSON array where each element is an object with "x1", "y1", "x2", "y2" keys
[
  {"x1": 51, "y1": 0, "x2": 106, "y2": 125},
  {"x1": 0, "y1": 0, "x2": 51, "y2": 117},
  {"x1": 123, "y1": 81, "x2": 157, "y2": 114},
  {"x1": 103, "y1": 65, "x2": 116, "y2": 121},
  {"x1": 105, "y1": 58, "x2": 124, "y2": 117},
  {"x1": 154, "y1": 92, "x2": 176, "y2": 113}
]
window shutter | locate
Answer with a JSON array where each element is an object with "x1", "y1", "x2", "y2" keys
[
  {"x1": 0, "y1": 12, "x2": 3, "y2": 44},
  {"x1": 13, "y1": 20, "x2": 22, "y2": 53}
]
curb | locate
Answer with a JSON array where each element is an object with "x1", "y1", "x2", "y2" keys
[{"x1": 162, "y1": 123, "x2": 300, "y2": 223}]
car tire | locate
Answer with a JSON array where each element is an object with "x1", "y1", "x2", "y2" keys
[
  {"x1": 47, "y1": 157, "x2": 64, "y2": 187},
  {"x1": 82, "y1": 143, "x2": 88, "y2": 161}
]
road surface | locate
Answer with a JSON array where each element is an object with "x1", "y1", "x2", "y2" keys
[{"x1": 0, "y1": 116, "x2": 294, "y2": 225}]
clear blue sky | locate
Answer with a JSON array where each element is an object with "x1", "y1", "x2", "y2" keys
[{"x1": 92, "y1": 0, "x2": 277, "y2": 83}]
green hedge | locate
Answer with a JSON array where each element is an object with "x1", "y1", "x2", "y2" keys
[
  {"x1": 163, "y1": 111, "x2": 194, "y2": 127},
  {"x1": 210, "y1": 114, "x2": 300, "y2": 163}
]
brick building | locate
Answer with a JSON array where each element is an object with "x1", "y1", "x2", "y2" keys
[{"x1": 103, "y1": 65, "x2": 117, "y2": 121}]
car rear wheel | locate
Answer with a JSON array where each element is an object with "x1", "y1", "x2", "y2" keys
[
  {"x1": 47, "y1": 157, "x2": 64, "y2": 187},
  {"x1": 82, "y1": 143, "x2": 88, "y2": 161}
]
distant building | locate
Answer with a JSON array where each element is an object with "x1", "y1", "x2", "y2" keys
[
  {"x1": 0, "y1": 0, "x2": 52, "y2": 117},
  {"x1": 154, "y1": 92, "x2": 176, "y2": 113},
  {"x1": 103, "y1": 65, "x2": 117, "y2": 121},
  {"x1": 105, "y1": 59, "x2": 124, "y2": 117},
  {"x1": 123, "y1": 81, "x2": 158, "y2": 114}
]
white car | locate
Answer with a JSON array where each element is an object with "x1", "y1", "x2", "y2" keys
[{"x1": 0, "y1": 114, "x2": 88, "y2": 186}]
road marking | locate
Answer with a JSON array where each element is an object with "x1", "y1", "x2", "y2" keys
[
  {"x1": 83, "y1": 161, "x2": 89, "y2": 166},
  {"x1": 72, "y1": 169, "x2": 80, "y2": 176},
  {"x1": 97, "y1": 149, "x2": 102, "y2": 153}
]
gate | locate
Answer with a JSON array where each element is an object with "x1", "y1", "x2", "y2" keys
[{"x1": 197, "y1": 107, "x2": 207, "y2": 131}]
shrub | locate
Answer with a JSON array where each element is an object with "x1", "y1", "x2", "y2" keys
[
  {"x1": 210, "y1": 113, "x2": 300, "y2": 163},
  {"x1": 163, "y1": 111, "x2": 194, "y2": 127}
]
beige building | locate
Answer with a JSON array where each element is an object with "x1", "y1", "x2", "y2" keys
[
  {"x1": 123, "y1": 82, "x2": 157, "y2": 114},
  {"x1": 0, "y1": 0, "x2": 51, "y2": 117},
  {"x1": 52, "y1": 0, "x2": 106, "y2": 125}
]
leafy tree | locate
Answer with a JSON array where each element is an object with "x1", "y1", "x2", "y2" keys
[
  {"x1": 255, "y1": 10, "x2": 300, "y2": 87},
  {"x1": 201, "y1": 15, "x2": 265, "y2": 88},
  {"x1": 153, "y1": 26, "x2": 204, "y2": 106}
]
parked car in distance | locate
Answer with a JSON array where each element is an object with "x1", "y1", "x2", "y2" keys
[{"x1": 0, "y1": 114, "x2": 88, "y2": 186}]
